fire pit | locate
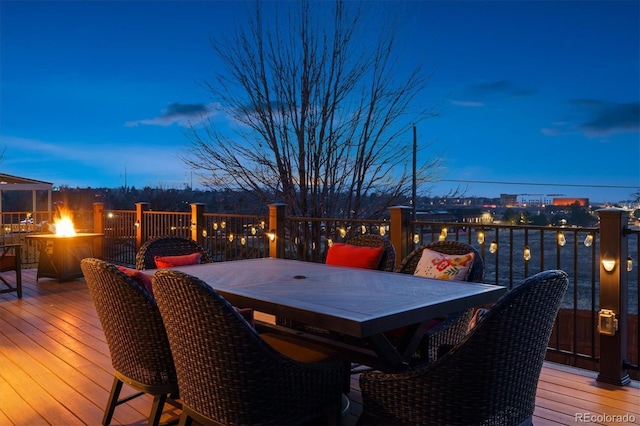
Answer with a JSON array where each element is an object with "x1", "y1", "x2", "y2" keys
[{"x1": 27, "y1": 208, "x2": 104, "y2": 283}]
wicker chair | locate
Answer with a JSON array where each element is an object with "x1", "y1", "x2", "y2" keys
[
  {"x1": 152, "y1": 269, "x2": 344, "y2": 425},
  {"x1": 341, "y1": 234, "x2": 396, "y2": 272},
  {"x1": 80, "y1": 258, "x2": 179, "y2": 426},
  {"x1": 135, "y1": 235, "x2": 212, "y2": 270},
  {"x1": 394, "y1": 240, "x2": 484, "y2": 363},
  {"x1": 359, "y1": 269, "x2": 569, "y2": 426}
]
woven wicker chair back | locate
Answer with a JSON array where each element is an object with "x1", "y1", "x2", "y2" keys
[
  {"x1": 153, "y1": 269, "x2": 344, "y2": 425},
  {"x1": 360, "y1": 269, "x2": 569, "y2": 425},
  {"x1": 135, "y1": 235, "x2": 212, "y2": 270},
  {"x1": 80, "y1": 258, "x2": 177, "y2": 388}
]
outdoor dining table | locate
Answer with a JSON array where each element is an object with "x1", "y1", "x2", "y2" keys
[{"x1": 168, "y1": 257, "x2": 506, "y2": 371}]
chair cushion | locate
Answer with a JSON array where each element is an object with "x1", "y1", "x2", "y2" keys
[
  {"x1": 413, "y1": 248, "x2": 475, "y2": 281},
  {"x1": 116, "y1": 266, "x2": 154, "y2": 296},
  {"x1": 325, "y1": 243, "x2": 384, "y2": 270},
  {"x1": 154, "y1": 253, "x2": 202, "y2": 268}
]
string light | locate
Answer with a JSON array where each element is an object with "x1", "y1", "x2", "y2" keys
[
  {"x1": 477, "y1": 230, "x2": 485, "y2": 245},
  {"x1": 557, "y1": 232, "x2": 566, "y2": 247},
  {"x1": 584, "y1": 234, "x2": 593, "y2": 247}
]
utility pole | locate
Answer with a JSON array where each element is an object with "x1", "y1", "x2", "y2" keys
[{"x1": 412, "y1": 124, "x2": 417, "y2": 221}]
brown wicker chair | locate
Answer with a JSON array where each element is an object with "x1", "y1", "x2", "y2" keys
[
  {"x1": 359, "y1": 269, "x2": 569, "y2": 426},
  {"x1": 394, "y1": 240, "x2": 484, "y2": 363},
  {"x1": 135, "y1": 235, "x2": 212, "y2": 270},
  {"x1": 80, "y1": 258, "x2": 179, "y2": 426},
  {"x1": 152, "y1": 269, "x2": 344, "y2": 425}
]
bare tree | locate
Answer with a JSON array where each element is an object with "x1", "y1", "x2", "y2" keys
[{"x1": 184, "y1": 0, "x2": 439, "y2": 219}]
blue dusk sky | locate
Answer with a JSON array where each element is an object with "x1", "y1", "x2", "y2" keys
[{"x1": 1, "y1": 0, "x2": 638, "y2": 204}]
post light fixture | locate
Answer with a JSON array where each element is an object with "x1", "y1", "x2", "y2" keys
[
  {"x1": 228, "y1": 233, "x2": 234, "y2": 243},
  {"x1": 221, "y1": 221, "x2": 226, "y2": 229},
  {"x1": 523, "y1": 246, "x2": 531, "y2": 261},
  {"x1": 339, "y1": 227, "x2": 347, "y2": 238},
  {"x1": 361, "y1": 225, "x2": 366, "y2": 234},
  {"x1": 266, "y1": 230, "x2": 276, "y2": 242},
  {"x1": 379, "y1": 226, "x2": 386, "y2": 236},
  {"x1": 584, "y1": 233, "x2": 594, "y2": 247},
  {"x1": 489, "y1": 240, "x2": 498, "y2": 254},
  {"x1": 134, "y1": 220, "x2": 140, "y2": 228},
  {"x1": 213, "y1": 222, "x2": 218, "y2": 230},
  {"x1": 477, "y1": 230, "x2": 485, "y2": 245},
  {"x1": 202, "y1": 229, "x2": 207, "y2": 238},
  {"x1": 251, "y1": 227, "x2": 257, "y2": 235},
  {"x1": 627, "y1": 256, "x2": 633, "y2": 272},
  {"x1": 441, "y1": 227, "x2": 448, "y2": 239},
  {"x1": 557, "y1": 231, "x2": 566, "y2": 247},
  {"x1": 413, "y1": 233, "x2": 420, "y2": 244},
  {"x1": 327, "y1": 238, "x2": 333, "y2": 247},
  {"x1": 240, "y1": 237, "x2": 246, "y2": 246},
  {"x1": 601, "y1": 251, "x2": 616, "y2": 273}
]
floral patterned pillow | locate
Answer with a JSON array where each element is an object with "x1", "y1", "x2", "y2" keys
[{"x1": 413, "y1": 248, "x2": 475, "y2": 281}]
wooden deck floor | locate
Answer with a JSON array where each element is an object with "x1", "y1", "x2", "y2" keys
[{"x1": 1, "y1": 269, "x2": 639, "y2": 425}]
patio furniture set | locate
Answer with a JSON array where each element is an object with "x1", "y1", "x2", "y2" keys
[{"x1": 71, "y1": 235, "x2": 568, "y2": 425}]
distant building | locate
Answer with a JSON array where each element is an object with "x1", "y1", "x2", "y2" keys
[
  {"x1": 500, "y1": 194, "x2": 518, "y2": 207},
  {"x1": 552, "y1": 197, "x2": 589, "y2": 207}
]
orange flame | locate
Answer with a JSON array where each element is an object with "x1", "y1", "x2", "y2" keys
[{"x1": 53, "y1": 207, "x2": 76, "y2": 237}]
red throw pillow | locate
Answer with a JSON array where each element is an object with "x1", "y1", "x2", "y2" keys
[
  {"x1": 325, "y1": 243, "x2": 384, "y2": 270},
  {"x1": 116, "y1": 265, "x2": 154, "y2": 297},
  {"x1": 154, "y1": 253, "x2": 202, "y2": 269}
]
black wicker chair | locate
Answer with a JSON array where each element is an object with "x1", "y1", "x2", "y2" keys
[
  {"x1": 152, "y1": 268, "x2": 345, "y2": 426},
  {"x1": 80, "y1": 258, "x2": 179, "y2": 426},
  {"x1": 359, "y1": 269, "x2": 569, "y2": 426},
  {"x1": 135, "y1": 235, "x2": 212, "y2": 270},
  {"x1": 394, "y1": 240, "x2": 484, "y2": 363}
]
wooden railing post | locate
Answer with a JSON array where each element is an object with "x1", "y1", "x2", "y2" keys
[
  {"x1": 596, "y1": 207, "x2": 631, "y2": 386},
  {"x1": 268, "y1": 203, "x2": 286, "y2": 259},
  {"x1": 92, "y1": 202, "x2": 104, "y2": 259},
  {"x1": 135, "y1": 202, "x2": 150, "y2": 252},
  {"x1": 191, "y1": 203, "x2": 206, "y2": 245},
  {"x1": 93, "y1": 203, "x2": 104, "y2": 234},
  {"x1": 389, "y1": 206, "x2": 412, "y2": 269}
]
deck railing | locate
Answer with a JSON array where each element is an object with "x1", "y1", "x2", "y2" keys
[{"x1": 2, "y1": 201, "x2": 637, "y2": 382}]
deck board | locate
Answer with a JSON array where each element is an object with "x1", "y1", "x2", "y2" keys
[{"x1": 1, "y1": 269, "x2": 638, "y2": 425}]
